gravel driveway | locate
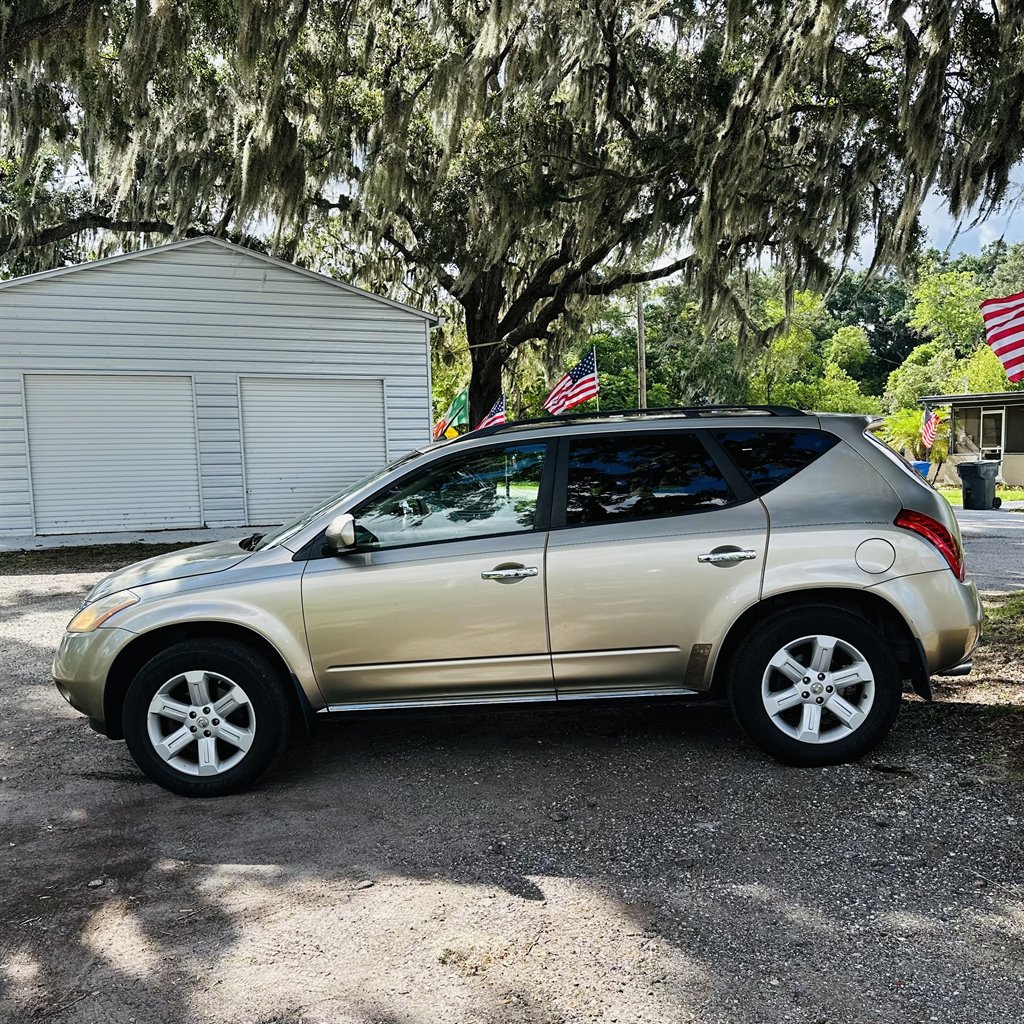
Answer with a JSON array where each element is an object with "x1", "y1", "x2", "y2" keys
[{"x1": 1, "y1": 569, "x2": 1023, "y2": 1024}]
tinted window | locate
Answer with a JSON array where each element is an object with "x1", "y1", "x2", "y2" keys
[
  {"x1": 716, "y1": 430, "x2": 839, "y2": 495},
  {"x1": 565, "y1": 434, "x2": 735, "y2": 525},
  {"x1": 353, "y1": 443, "x2": 546, "y2": 549}
]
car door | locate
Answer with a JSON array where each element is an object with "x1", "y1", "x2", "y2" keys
[
  {"x1": 545, "y1": 430, "x2": 767, "y2": 696},
  {"x1": 301, "y1": 440, "x2": 555, "y2": 708}
]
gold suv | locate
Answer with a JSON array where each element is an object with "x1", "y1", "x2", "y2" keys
[{"x1": 53, "y1": 406, "x2": 982, "y2": 796}]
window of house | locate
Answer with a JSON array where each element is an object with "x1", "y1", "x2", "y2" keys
[
  {"x1": 952, "y1": 408, "x2": 981, "y2": 454},
  {"x1": 1005, "y1": 406, "x2": 1024, "y2": 455}
]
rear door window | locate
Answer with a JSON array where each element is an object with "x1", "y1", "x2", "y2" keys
[
  {"x1": 565, "y1": 433, "x2": 736, "y2": 525},
  {"x1": 715, "y1": 430, "x2": 840, "y2": 496}
]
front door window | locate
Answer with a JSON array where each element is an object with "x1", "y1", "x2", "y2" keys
[{"x1": 352, "y1": 442, "x2": 547, "y2": 550}]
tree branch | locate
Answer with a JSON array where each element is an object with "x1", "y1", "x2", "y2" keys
[
  {"x1": 0, "y1": 214, "x2": 263, "y2": 256},
  {"x1": 580, "y1": 255, "x2": 693, "y2": 297},
  {"x1": 500, "y1": 253, "x2": 694, "y2": 352},
  {"x1": 0, "y1": 0, "x2": 103, "y2": 60},
  {"x1": 494, "y1": 232, "x2": 576, "y2": 336},
  {"x1": 600, "y1": 17, "x2": 642, "y2": 147},
  {"x1": 501, "y1": 238, "x2": 621, "y2": 350}
]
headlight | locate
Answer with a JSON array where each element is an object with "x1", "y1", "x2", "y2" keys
[{"x1": 67, "y1": 591, "x2": 140, "y2": 633}]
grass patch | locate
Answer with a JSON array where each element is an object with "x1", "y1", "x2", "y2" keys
[
  {"x1": 985, "y1": 591, "x2": 1024, "y2": 645},
  {"x1": 937, "y1": 486, "x2": 1024, "y2": 507},
  {"x1": 0, "y1": 542, "x2": 199, "y2": 576}
]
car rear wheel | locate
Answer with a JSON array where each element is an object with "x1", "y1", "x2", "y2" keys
[
  {"x1": 122, "y1": 638, "x2": 289, "y2": 797},
  {"x1": 728, "y1": 608, "x2": 902, "y2": 766}
]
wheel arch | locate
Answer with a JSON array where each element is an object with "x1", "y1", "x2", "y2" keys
[
  {"x1": 708, "y1": 587, "x2": 930, "y2": 700},
  {"x1": 103, "y1": 621, "x2": 315, "y2": 740}
]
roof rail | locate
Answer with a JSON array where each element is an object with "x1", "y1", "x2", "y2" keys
[{"x1": 464, "y1": 404, "x2": 807, "y2": 440}]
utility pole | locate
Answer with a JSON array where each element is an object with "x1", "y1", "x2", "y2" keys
[{"x1": 636, "y1": 282, "x2": 647, "y2": 408}]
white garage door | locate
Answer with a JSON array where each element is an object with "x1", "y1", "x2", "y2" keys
[
  {"x1": 240, "y1": 376, "x2": 387, "y2": 524},
  {"x1": 25, "y1": 374, "x2": 202, "y2": 534}
]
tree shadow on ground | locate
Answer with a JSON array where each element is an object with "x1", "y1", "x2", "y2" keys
[{"x1": 3, "y1": 688, "x2": 1023, "y2": 1024}]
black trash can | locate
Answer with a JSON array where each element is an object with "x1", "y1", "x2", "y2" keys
[{"x1": 956, "y1": 460, "x2": 1001, "y2": 510}]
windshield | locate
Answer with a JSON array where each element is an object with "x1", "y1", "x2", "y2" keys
[{"x1": 253, "y1": 449, "x2": 426, "y2": 551}]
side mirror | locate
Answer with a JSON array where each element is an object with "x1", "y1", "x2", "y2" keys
[{"x1": 325, "y1": 513, "x2": 357, "y2": 552}]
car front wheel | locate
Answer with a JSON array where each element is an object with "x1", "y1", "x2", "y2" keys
[
  {"x1": 122, "y1": 638, "x2": 289, "y2": 796},
  {"x1": 728, "y1": 608, "x2": 902, "y2": 767}
]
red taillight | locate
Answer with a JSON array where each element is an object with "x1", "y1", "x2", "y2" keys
[{"x1": 894, "y1": 509, "x2": 965, "y2": 580}]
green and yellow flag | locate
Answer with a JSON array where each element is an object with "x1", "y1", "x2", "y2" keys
[{"x1": 432, "y1": 386, "x2": 469, "y2": 440}]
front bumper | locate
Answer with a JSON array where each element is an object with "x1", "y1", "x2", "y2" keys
[
  {"x1": 868, "y1": 569, "x2": 983, "y2": 676},
  {"x1": 52, "y1": 626, "x2": 135, "y2": 724}
]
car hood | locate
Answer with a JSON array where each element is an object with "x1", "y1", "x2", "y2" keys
[{"x1": 87, "y1": 541, "x2": 251, "y2": 602}]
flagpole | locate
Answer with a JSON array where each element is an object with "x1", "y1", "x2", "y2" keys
[
  {"x1": 594, "y1": 346, "x2": 600, "y2": 411},
  {"x1": 637, "y1": 284, "x2": 647, "y2": 409}
]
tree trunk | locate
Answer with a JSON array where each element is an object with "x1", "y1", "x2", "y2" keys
[
  {"x1": 468, "y1": 332, "x2": 504, "y2": 427},
  {"x1": 463, "y1": 278, "x2": 506, "y2": 426}
]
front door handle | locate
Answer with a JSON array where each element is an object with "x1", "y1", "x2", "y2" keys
[
  {"x1": 481, "y1": 566, "x2": 539, "y2": 581},
  {"x1": 697, "y1": 549, "x2": 758, "y2": 564}
]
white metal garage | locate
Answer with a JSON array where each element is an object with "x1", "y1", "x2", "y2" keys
[
  {"x1": 24, "y1": 373, "x2": 202, "y2": 532},
  {"x1": 239, "y1": 376, "x2": 388, "y2": 524},
  {"x1": 0, "y1": 237, "x2": 437, "y2": 538}
]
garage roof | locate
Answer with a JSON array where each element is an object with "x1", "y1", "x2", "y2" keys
[{"x1": 0, "y1": 235, "x2": 440, "y2": 324}]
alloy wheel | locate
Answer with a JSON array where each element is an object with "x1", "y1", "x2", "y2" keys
[
  {"x1": 146, "y1": 670, "x2": 256, "y2": 777},
  {"x1": 760, "y1": 634, "x2": 876, "y2": 745}
]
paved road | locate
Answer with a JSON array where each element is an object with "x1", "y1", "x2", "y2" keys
[{"x1": 954, "y1": 509, "x2": 1024, "y2": 591}]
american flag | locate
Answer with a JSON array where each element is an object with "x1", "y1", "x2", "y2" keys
[
  {"x1": 543, "y1": 348, "x2": 599, "y2": 415},
  {"x1": 475, "y1": 393, "x2": 507, "y2": 430},
  {"x1": 921, "y1": 404, "x2": 938, "y2": 450},
  {"x1": 980, "y1": 290, "x2": 1024, "y2": 383}
]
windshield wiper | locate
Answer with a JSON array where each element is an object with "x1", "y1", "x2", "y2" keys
[{"x1": 238, "y1": 532, "x2": 264, "y2": 551}]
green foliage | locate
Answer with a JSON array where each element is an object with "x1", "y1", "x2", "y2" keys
[
  {"x1": 823, "y1": 326, "x2": 870, "y2": 375},
  {"x1": 6, "y1": 2, "x2": 1024, "y2": 416},
  {"x1": 742, "y1": 286, "x2": 877, "y2": 412},
  {"x1": 944, "y1": 344, "x2": 1016, "y2": 396},
  {"x1": 430, "y1": 317, "x2": 471, "y2": 421},
  {"x1": 883, "y1": 342, "x2": 958, "y2": 412},
  {"x1": 880, "y1": 407, "x2": 949, "y2": 463},
  {"x1": 779, "y1": 364, "x2": 882, "y2": 415},
  {"x1": 908, "y1": 267, "x2": 987, "y2": 356},
  {"x1": 747, "y1": 290, "x2": 824, "y2": 404},
  {"x1": 991, "y1": 242, "x2": 1024, "y2": 298},
  {"x1": 824, "y1": 272, "x2": 919, "y2": 396}
]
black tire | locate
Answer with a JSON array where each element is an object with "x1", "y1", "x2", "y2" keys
[
  {"x1": 727, "y1": 607, "x2": 901, "y2": 767},
  {"x1": 993, "y1": 496, "x2": 1003, "y2": 509},
  {"x1": 122, "y1": 638, "x2": 290, "y2": 797}
]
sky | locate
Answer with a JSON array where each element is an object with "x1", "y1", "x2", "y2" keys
[{"x1": 917, "y1": 167, "x2": 1024, "y2": 256}]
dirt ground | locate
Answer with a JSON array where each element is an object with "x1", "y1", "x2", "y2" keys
[{"x1": 1, "y1": 566, "x2": 1022, "y2": 1024}]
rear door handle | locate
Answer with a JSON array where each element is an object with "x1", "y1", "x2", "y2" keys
[
  {"x1": 481, "y1": 566, "x2": 539, "y2": 581},
  {"x1": 697, "y1": 549, "x2": 757, "y2": 564}
]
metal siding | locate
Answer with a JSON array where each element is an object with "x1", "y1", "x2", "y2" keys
[
  {"x1": 24, "y1": 374, "x2": 202, "y2": 533},
  {"x1": 0, "y1": 238, "x2": 432, "y2": 535},
  {"x1": 194, "y1": 376, "x2": 246, "y2": 527},
  {"x1": 0, "y1": 371, "x2": 33, "y2": 534},
  {"x1": 0, "y1": 237, "x2": 438, "y2": 324},
  {"x1": 240, "y1": 376, "x2": 387, "y2": 524}
]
